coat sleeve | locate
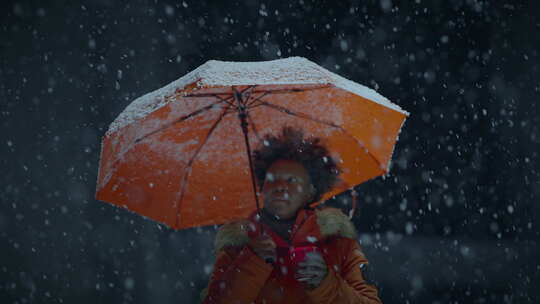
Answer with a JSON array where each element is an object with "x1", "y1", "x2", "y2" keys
[
  {"x1": 305, "y1": 239, "x2": 382, "y2": 304},
  {"x1": 202, "y1": 245, "x2": 273, "y2": 304}
]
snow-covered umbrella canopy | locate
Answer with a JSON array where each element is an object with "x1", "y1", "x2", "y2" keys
[{"x1": 96, "y1": 57, "x2": 409, "y2": 229}]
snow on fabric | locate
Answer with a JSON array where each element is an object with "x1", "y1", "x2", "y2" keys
[{"x1": 107, "y1": 56, "x2": 409, "y2": 136}]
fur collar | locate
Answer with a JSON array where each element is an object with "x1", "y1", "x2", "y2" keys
[
  {"x1": 214, "y1": 207, "x2": 357, "y2": 252},
  {"x1": 316, "y1": 207, "x2": 357, "y2": 239}
]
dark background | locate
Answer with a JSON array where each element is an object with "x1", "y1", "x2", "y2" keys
[{"x1": 2, "y1": 0, "x2": 540, "y2": 303}]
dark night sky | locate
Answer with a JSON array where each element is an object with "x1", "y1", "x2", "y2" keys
[{"x1": 1, "y1": 1, "x2": 540, "y2": 303}]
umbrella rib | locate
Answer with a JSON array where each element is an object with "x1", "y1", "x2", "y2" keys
[
  {"x1": 249, "y1": 85, "x2": 331, "y2": 95},
  {"x1": 246, "y1": 85, "x2": 331, "y2": 108},
  {"x1": 133, "y1": 98, "x2": 229, "y2": 144},
  {"x1": 183, "y1": 92, "x2": 232, "y2": 98},
  {"x1": 105, "y1": 99, "x2": 231, "y2": 182},
  {"x1": 256, "y1": 99, "x2": 341, "y2": 128},
  {"x1": 240, "y1": 85, "x2": 258, "y2": 103},
  {"x1": 184, "y1": 85, "x2": 257, "y2": 98},
  {"x1": 246, "y1": 91, "x2": 270, "y2": 108},
  {"x1": 257, "y1": 100, "x2": 385, "y2": 171},
  {"x1": 183, "y1": 86, "x2": 257, "y2": 109},
  {"x1": 240, "y1": 85, "x2": 260, "y2": 107},
  {"x1": 183, "y1": 85, "x2": 329, "y2": 98},
  {"x1": 174, "y1": 103, "x2": 232, "y2": 228}
]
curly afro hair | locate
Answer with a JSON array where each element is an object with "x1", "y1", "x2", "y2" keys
[{"x1": 253, "y1": 127, "x2": 341, "y2": 204}]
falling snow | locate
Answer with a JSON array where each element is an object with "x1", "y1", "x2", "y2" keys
[{"x1": 2, "y1": 1, "x2": 539, "y2": 304}]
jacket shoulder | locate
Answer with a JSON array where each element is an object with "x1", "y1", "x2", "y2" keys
[{"x1": 316, "y1": 207, "x2": 358, "y2": 239}]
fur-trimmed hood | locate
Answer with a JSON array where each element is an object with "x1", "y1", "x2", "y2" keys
[{"x1": 214, "y1": 207, "x2": 357, "y2": 253}]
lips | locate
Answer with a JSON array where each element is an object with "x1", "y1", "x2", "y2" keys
[
  {"x1": 271, "y1": 196, "x2": 289, "y2": 203},
  {"x1": 271, "y1": 192, "x2": 290, "y2": 201}
]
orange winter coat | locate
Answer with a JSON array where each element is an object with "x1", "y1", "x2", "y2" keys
[{"x1": 201, "y1": 208, "x2": 382, "y2": 304}]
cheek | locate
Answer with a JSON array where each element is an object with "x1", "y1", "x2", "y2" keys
[{"x1": 261, "y1": 181, "x2": 272, "y2": 192}]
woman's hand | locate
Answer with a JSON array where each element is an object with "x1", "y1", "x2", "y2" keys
[
  {"x1": 296, "y1": 251, "x2": 328, "y2": 289},
  {"x1": 248, "y1": 235, "x2": 276, "y2": 263}
]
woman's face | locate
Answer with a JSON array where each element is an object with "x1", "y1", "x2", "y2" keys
[{"x1": 261, "y1": 159, "x2": 315, "y2": 220}]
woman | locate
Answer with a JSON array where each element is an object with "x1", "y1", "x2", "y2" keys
[{"x1": 202, "y1": 127, "x2": 382, "y2": 304}]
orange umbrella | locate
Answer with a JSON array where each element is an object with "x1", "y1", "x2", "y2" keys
[{"x1": 95, "y1": 57, "x2": 408, "y2": 230}]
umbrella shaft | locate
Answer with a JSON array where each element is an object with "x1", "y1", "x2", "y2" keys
[{"x1": 234, "y1": 89, "x2": 263, "y2": 216}]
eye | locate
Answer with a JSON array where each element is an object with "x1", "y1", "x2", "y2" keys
[{"x1": 288, "y1": 177, "x2": 298, "y2": 183}]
